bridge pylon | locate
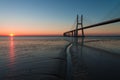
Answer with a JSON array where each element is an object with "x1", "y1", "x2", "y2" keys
[{"x1": 75, "y1": 14, "x2": 84, "y2": 37}]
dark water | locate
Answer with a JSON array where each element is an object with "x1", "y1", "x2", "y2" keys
[
  {"x1": 69, "y1": 37, "x2": 120, "y2": 80},
  {"x1": 0, "y1": 36, "x2": 68, "y2": 80},
  {"x1": 84, "y1": 37, "x2": 120, "y2": 80},
  {"x1": 0, "y1": 36, "x2": 120, "y2": 80}
]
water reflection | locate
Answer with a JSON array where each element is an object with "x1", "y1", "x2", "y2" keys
[
  {"x1": 70, "y1": 37, "x2": 120, "y2": 80},
  {"x1": 72, "y1": 37, "x2": 88, "y2": 80},
  {"x1": 66, "y1": 37, "x2": 88, "y2": 80},
  {"x1": 9, "y1": 36, "x2": 15, "y2": 68}
]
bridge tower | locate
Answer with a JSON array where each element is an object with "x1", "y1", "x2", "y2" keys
[{"x1": 75, "y1": 15, "x2": 84, "y2": 37}]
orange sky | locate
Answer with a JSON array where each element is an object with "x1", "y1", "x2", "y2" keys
[
  {"x1": 1, "y1": 23, "x2": 120, "y2": 36},
  {"x1": 0, "y1": 0, "x2": 120, "y2": 36}
]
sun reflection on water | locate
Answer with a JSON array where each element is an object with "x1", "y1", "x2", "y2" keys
[{"x1": 9, "y1": 36, "x2": 15, "y2": 67}]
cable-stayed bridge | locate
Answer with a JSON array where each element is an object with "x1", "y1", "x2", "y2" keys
[{"x1": 63, "y1": 15, "x2": 120, "y2": 37}]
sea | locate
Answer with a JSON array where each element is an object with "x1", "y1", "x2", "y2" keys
[{"x1": 0, "y1": 36, "x2": 120, "y2": 80}]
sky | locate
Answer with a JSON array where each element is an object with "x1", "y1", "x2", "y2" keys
[{"x1": 0, "y1": 0, "x2": 120, "y2": 36}]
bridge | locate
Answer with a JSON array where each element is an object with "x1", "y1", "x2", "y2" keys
[
  {"x1": 64, "y1": 15, "x2": 120, "y2": 80},
  {"x1": 63, "y1": 15, "x2": 120, "y2": 37}
]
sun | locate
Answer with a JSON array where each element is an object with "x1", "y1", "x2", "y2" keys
[{"x1": 9, "y1": 33, "x2": 14, "y2": 37}]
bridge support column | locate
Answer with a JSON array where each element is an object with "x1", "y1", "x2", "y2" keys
[
  {"x1": 73, "y1": 31, "x2": 76, "y2": 37},
  {"x1": 81, "y1": 15, "x2": 85, "y2": 37},
  {"x1": 72, "y1": 31, "x2": 73, "y2": 37}
]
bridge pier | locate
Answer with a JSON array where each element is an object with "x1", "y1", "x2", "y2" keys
[
  {"x1": 72, "y1": 31, "x2": 74, "y2": 37},
  {"x1": 73, "y1": 31, "x2": 75, "y2": 37}
]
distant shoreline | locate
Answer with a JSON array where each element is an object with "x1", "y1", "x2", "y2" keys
[
  {"x1": 0, "y1": 35, "x2": 62, "y2": 37},
  {"x1": 0, "y1": 35, "x2": 120, "y2": 37}
]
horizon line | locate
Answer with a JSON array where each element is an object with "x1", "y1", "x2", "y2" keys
[{"x1": 0, "y1": 35, "x2": 120, "y2": 37}]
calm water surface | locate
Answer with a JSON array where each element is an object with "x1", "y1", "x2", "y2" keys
[
  {"x1": 0, "y1": 36, "x2": 120, "y2": 80},
  {"x1": 70, "y1": 37, "x2": 120, "y2": 80},
  {"x1": 0, "y1": 36, "x2": 68, "y2": 80}
]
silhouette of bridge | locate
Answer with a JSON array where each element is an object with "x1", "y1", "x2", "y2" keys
[{"x1": 63, "y1": 15, "x2": 120, "y2": 37}]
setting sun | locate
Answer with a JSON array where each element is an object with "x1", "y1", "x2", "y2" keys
[{"x1": 10, "y1": 33, "x2": 14, "y2": 37}]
